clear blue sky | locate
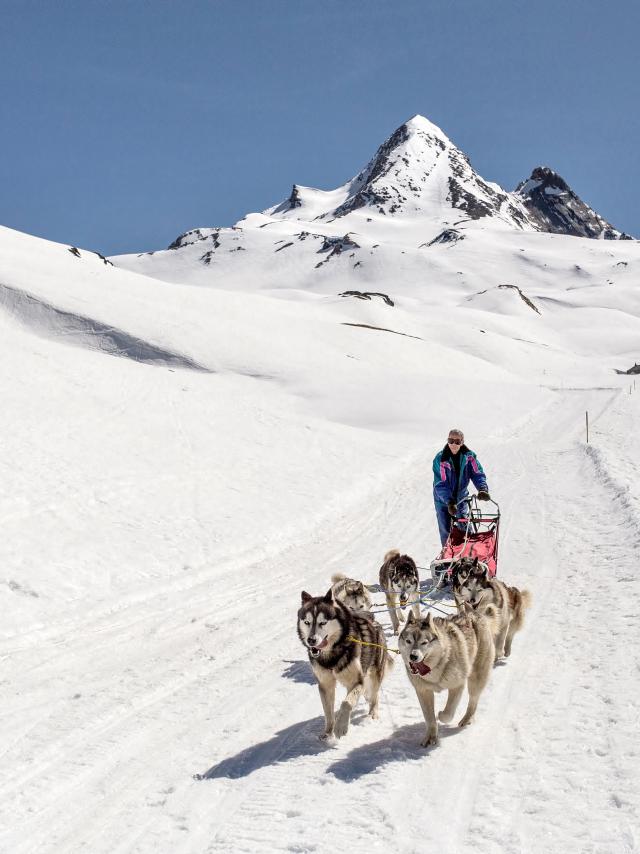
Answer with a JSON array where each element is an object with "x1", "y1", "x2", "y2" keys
[{"x1": 1, "y1": 0, "x2": 638, "y2": 254}]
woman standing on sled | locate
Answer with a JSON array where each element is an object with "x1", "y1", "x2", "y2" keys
[{"x1": 433, "y1": 428, "x2": 490, "y2": 546}]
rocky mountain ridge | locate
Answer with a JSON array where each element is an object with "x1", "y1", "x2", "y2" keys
[{"x1": 263, "y1": 114, "x2": 631, "y2": 241}]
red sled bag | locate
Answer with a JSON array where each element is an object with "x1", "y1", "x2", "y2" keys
[{"x1": 430, "y1": 495, "x2": 500, "y2": 588}]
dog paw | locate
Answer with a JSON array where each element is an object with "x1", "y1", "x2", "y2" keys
[
  {"x1": 438, "y1": 710, "x2": 453, "y2": 723},
  {"x1": 458, "y1": 714, "x2": 474, "y2": 728},
  {"x1": 334, "y1": 709, "x2": 351, "y2": 738},
  {"x1": 420, "y1": 730, "x2": 439, "y2": 748},
  {"x1": 318, "y1": 732, "x2": 337, "y2": 745}
]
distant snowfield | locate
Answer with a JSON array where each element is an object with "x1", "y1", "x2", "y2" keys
[{"x1": 1, "y1": 146, "x2": 639, "y2": 854}]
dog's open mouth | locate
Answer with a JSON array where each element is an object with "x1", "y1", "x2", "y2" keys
[
  {"x1": 309, "y1": 637, "x2": 328, "y2": 658},
  {"x1": 410, "y1": 660, "x2": 431, "y2": 676}
]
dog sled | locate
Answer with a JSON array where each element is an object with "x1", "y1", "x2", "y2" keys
[{"x1": 430, "y1": 494, "x2": 500, "y2": 589}]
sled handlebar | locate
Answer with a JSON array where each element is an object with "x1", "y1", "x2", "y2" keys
[{"x1": 456, "y1": 494, "x2": 500, "y2": 515}]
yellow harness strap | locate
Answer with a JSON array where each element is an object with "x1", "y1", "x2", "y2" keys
[{"x1": 346, "y1": 635, "x2": 401, "y2": 655}]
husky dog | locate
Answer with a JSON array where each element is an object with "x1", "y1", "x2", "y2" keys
[
  {"x1": 452, "y1": 556, "x2": 532, "y2": 660},
  {"x1": 399, "y1": 608, "x2": 496, "y2": 747},
  {"x1": 330, "y1": 573, "x2": 373, "y2": 614},
  {"x1": 297, "y1": 590, "x2": 393, "y2": 740},
  {"x1": 379, "y1": 549, "x2": 421, "y2": 635}
]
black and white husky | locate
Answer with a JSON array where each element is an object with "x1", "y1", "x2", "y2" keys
[
  {"x1": 297, "y1": 590, "x2": 393, "y2": 741},
  {"x1": 378, "y1": 549, "x2": 421, "y2": 634}
]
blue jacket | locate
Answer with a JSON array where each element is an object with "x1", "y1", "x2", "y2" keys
[{"x1": 432, "y1": 445, "x2": 488, "y2": 505}]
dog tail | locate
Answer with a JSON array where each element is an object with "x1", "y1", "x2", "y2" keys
[
  {"x1": 383, "y1": 548, "x2": 400, "y2": 563},
  {"x1": 480, "y1": 602, "x2": 501, "y2": 638},
  {"x1": 331, "y1": 572, "x2": 347, "y2": 583},
  {"x1": 521, "y1": 589, "x2": 532, "y2": 611}
]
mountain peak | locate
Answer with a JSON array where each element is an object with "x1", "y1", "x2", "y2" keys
[
  {"x1": 515, "y1": 166, "x2": 632, "y2": 239},
  {"x1": 403, "y1": 113, "x2": 449, "y2": 141},
  {"x1": 263, "y1": 117, "x2": 631, "y2": 239},
  {"x1": 321, "y1": 114, "x2": 530, "y2": 227}
]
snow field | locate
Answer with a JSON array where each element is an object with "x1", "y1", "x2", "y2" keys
[{"x1": 1, "y1": 155, "x2": 639, "y2": 853}]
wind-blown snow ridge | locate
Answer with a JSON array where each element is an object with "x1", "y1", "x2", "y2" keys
[{"x1": 0, "y1": 283, "x2": 212, "y2": 371}]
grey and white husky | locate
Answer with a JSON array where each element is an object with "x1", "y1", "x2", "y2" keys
[
  {"x1": 379, "y1": 549, "x2": 421, "y2": 634},
  {"x1": 297, "y1": 590, "x2": 393, "y2": 741},
  {"x1": 452, "y1": 556, "x2": 532, "y2": 660},
  {"x1": 399, "y1": 608, "x2": 497, "y2": 747},
  {"x1": 330, "y1": 573, "x2": 373, "y2": 614}
]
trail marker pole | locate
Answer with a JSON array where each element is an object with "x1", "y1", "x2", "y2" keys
[{"x1": 586, "y1": 411, "x2": 589, "y2": 444}]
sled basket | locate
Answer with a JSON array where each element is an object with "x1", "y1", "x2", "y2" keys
[{"x1": 430, "y1": 494, "x2": 500, "y2": 588}]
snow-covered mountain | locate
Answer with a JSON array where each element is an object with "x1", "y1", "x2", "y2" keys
[
  {"x1": 113, "y1": 114, "x2": 633, "y2": 293},
  {"x1": 1, "y1": 114, "x2": 639, "y2": 853},
  {"x1": 268, "y1": 114, "x2": 629, "y2": 237},
  {"x1": 266, "y1": 115, "x2": 531, "y2": 228}
]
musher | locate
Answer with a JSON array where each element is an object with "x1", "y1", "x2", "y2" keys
[{"x1": 433, "y1": 428, "x2": 490, "y2": 546}]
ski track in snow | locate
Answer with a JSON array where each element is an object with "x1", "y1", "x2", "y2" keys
[{"x1": 1, "y1": 389, "x2": 639, "y2": 853}]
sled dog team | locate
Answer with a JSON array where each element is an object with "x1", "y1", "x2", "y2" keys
[{"x1": 297, "y1": 549, "x2": 531, "y2": 747}]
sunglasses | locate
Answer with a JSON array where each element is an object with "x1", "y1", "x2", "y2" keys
[{"x1": 447, "y1": 438, "x2": 462, "y2": 445}]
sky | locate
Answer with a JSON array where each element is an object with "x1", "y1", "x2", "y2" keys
[{"x1": 1, "y1": 0, "x2": 638, "y2": 255}]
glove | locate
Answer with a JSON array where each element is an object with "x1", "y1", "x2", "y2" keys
[
  {"x1": 447, "y1": 501, "x2": 457, "y2": 517},
  {"x1": 477, "y1": 490, "x2": 490, "y2": 501}
]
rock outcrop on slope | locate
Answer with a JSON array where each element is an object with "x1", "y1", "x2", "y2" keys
[{"x1": 514, "y1": 166, "x2": 631, "y2": 240}]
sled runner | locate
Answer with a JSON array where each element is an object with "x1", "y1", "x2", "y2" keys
[{"x1": 430, "y1": 494, "x2": 500, "y2": 588}]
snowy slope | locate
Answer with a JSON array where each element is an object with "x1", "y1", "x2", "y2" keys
[{"x1": 1, "y1": 112, "x2": 640, "y2": 854}]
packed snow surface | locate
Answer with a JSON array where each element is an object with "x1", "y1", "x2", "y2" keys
[{"x1": 1, "y1": 115, "x2": 640, "y2": 853}]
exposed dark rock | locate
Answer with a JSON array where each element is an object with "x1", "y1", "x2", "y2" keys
[
  {"x1": 498, "y1": 284, "x2": 541, "y2": 314},
  {"x1": 270, "y1": 185, "x2": 303, "y2": 214},
  {"x1": 341, "y1": 322, "x2": 422, "y2": 340},
  {"x1": 615, "y1": 362, "x2": 640, "y2": 375},
  {"x1": 447, "y1": 178, "x2": 494, "y2": 220},
  {"x1": 471, "y1": 284, "x2": 541, "y2": 315},
  {"x1": 318, "y1": 234, "x2": 361, "y2": 257},
  {"x1": 339, "y1": 290, "x2": 394, "y2": 306},
  {"x1": 514, "y1": 167, "x2": 633, "y2": 240},
  {"x1": 287, "y1": 185, "x2": 302, "y2": 209},
  {"x1": 91, "y1": 250, "x2": 113, "y2": 266},
  {"x1": 68, "y1": 246, "x2": 81, "y2": 258},
  {"x1": 427, "y1": 228, "x2": 464, "y2": 246},
  {"x1": 274, "y1": 242, "x2": 294, "y2": 252},
  {"x1": 168, "y1": 229, "x2": 220, "y2": 250}
]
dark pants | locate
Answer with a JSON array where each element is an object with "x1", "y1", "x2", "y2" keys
[
  {"x1": 435, "y1": 500, "x2": 452, "y2": 547},
  {"x1": 434, "y1": 496, "x2": 469, "y2": 546}
]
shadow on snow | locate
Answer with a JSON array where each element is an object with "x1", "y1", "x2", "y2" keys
[
  {"x1": 327, "y1": 722, "x2": 459, "y2": 782},
  {"x1": 281, "y1": 659, "x2": 316, "y2": 685},
  {"x1": 194, "y1": 716, "x2": 328, "y2": 780}
]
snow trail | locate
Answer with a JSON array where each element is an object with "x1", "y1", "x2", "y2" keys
[{"x1": 3, "y1": 389, "x2": 638, "y2": 852}]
